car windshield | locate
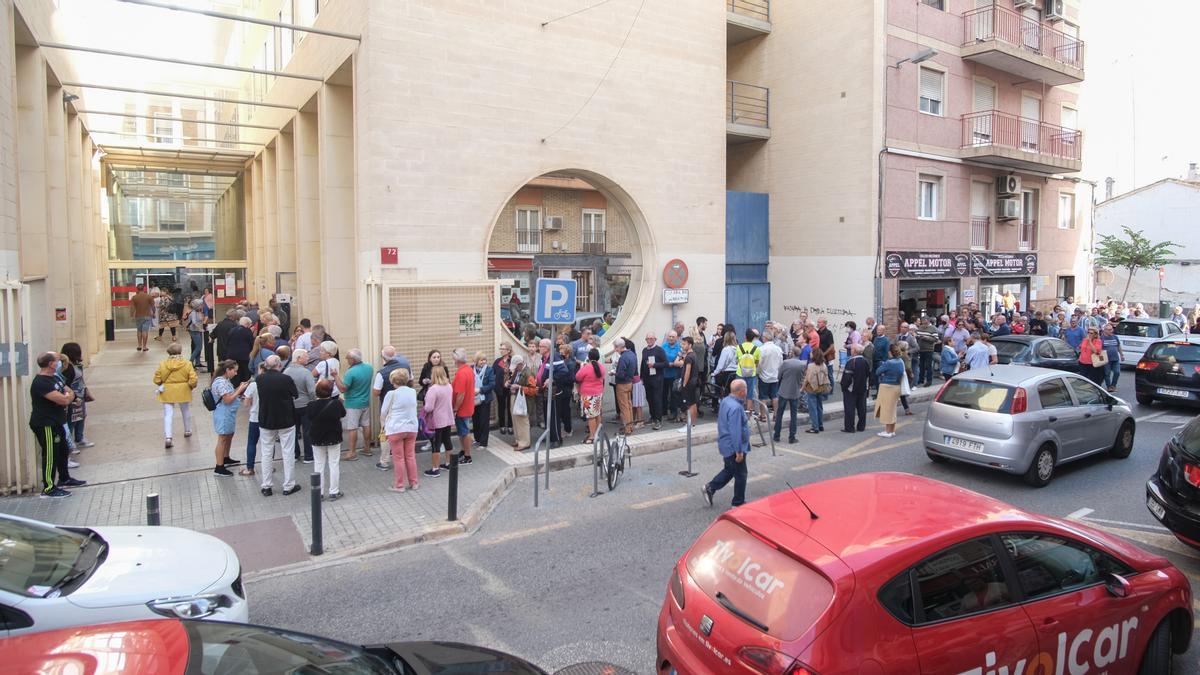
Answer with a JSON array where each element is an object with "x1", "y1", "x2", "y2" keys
[
  {"x1": 0, "y1": 517, "x2": 94, "y2": 597},
  {"x1": 1145, "y1": 343, "x2": 1200, "y2": 362},
  {"x1": 185, "y1": 622, "x2": 395, "y2": 675},
  {"x1": 1114, "y1": 322, "x2": 1162, "y2": 338},
  {"x1": 937, "y1": 380, "x2": 1014, "y2": 413},
  {"x1": 992, "y1": 341, "x2": 1028, "y2": 364}
]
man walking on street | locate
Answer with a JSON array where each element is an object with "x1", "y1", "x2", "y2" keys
[
  {"x1": 702, "y1": 378, "x2": 751, "y2": 508},
  {"x1": 640, "y1": 333, "x2": 667, "y2": 430},
  {"x1": 841, "y1": 344, "x2": 870, "y2": 433},
  {"x1": 284, "y1": 348, "x2": 318, "y2": 463},
  {"x1": 614, "y1": 338, "x2": 636, "y2": 435},
  {"x1": 31, "y1": 352, "x2": 85, "y2": 497},
  {"x1": 336, "y1": 348, "x2": 374, "y2": 461},
  {"x1": 129, "y1": 285, "x2": 155, "y2": 352},
  {"x1": 450, "y1": 348, "x2": 476, "y2": 464},
  {"x1": 255, "y1": 355, "x2": 299, "y2": 497}
]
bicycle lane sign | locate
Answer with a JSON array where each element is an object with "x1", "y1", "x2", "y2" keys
[{"x1": 534, "y1": 277, "x2": 577, "y2": 324}]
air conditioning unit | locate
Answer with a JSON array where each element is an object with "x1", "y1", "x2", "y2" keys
[
  {"x1": 996, "y1": 175, "x2": 1022, "y2": 196},
  {"x1": 544, "y1": 216, "x2": 564, "y2": 231},
  {"x1": 997, "y1": 198, "x2": 1022, "y2": 221},
  {"x1": 1012, "y1": 0, "x2": 1036, "y2": 9},
  {"x1": 1044, "y1": 0, "x2": 1065, "y2": 21}
]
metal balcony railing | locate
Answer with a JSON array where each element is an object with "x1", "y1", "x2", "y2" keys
[
  {"x1": 727, "y1": 81, "x2": 769, "y2": 128},
  {"x1": 962, "y1": 110, "x2": 1082, "y2": 162},
  {"x1": 963, "y1": 5, "x2": 1084, "y2": 70},
  {"x1": 728, "y1": 0, "x2": 769, "y2": 22},
  {"x1": 970, "y1": 216, "x2": 991, "y2": 250},
  {"x1": 1019, "y1": 219, "x2": 1037, "y2": 251}
]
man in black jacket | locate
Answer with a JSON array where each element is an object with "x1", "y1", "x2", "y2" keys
[
  {"x1": 255, "y1": 355, "x2": 299, "y2": 496},
  {"x1": 224, "y1": 316, "x2": 255, "y2": 384},
  {"x1": 212, "y1": 309, "x2": 237, "y2": 362},
  {"x1": 640, "y1": 332, "x2": 668, "y2": 430},
  {"x1": 841, "y1": 343, "x2": 871, "y2": 433}
]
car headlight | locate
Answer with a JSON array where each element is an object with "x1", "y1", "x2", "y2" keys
[{"x1": 147, "y1": 594, "x2": 233, "y2": 619}]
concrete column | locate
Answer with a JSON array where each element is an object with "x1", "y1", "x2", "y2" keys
[
  {"x1": 15, "y1": 46, "x2": 47, "y2": 280},
  {"x1": 318, "y1": 81, "x2": 357, "y2": 348},
  {"x1": 81, "y1": 135, "x2": 101, "y2": 357},
  {"x1": 275, "y1": 129, "x2": 297, "y2": 301},
  {"x1": 262, "y1": 144, "x2": 278, "y2": 295},
  {"x1": 66, "y1": 112, "x2": 87, "y2": 350},
  {"x1": 45, "y1": 83, "x2": 71, "y2": 346},
  {"x1": 294, "y1": 103, "x2": 322, "y2": 322}
]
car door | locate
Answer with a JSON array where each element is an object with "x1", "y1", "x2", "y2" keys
[
  {"x1": 999, "y1": 533, "x2": 1148, "y2": 675},
  {"x1": 1048, "y1": 339, "x2": 1082, "y2": 373},
  {"x1": 1064, "y1": 376, "x2": 1120, "y2": 455},
  {"x1": 1035, "y1": 340, "x2": 1070, "y2": 372},
  {"x1": 1035, "y1": 377, "x2": 1089, "y2": 458},
  {"x1": 909, "y1": 537, "x2": 1038, "y2": 675}
]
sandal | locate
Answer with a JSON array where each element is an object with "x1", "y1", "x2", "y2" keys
[{"x1": 238, "y1": 468, "x2": 255, "y2": 476}]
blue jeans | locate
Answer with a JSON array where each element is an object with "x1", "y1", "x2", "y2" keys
[
  {"x1": 245, "y1": 421, "x2": 260, "y2": 470},
  {"x1": 1104, "y1": 361, "x2": 1121, "y2": 389},
  {"x1": 189, "y1": 330, "x2": 204, "y2": 365},
  {"x1": 773, "y1": 397, "x2": 800, "y2": 441},
  {"x1": 805, "y1": 392, "x2": 824, "y2": 431},
  {"x1": 918, "y1": 352, "x2": 934, "y2": 385},
  {"x1": 705, "y1": 453, "x2": 748, "y2": 506}
]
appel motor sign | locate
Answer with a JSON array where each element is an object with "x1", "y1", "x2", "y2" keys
[{"x1": 885, "y1": 251, "x2": 969, "y2": 278}]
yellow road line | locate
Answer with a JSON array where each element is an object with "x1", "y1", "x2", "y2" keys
[
  {"x1": 748, "y1": 472, "x2": 773, "y2": 483},
  {"x1": 773, "y1": 447, "x2": 831, "y2": 462},
  {"x1": 828, "y1": 420, "x2": 916, "y2": 461},
  {"x1": 630, "y1": 493, "x2": 690, "y2": 510},
  {"x1": 480, "y1": 521, "x2": 570, "y2": 546}
]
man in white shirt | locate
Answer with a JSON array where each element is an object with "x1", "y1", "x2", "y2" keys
[
  {"x1": 757, "y1": 334, "x2": 783, "y2": 417},
  {"x1": 1061, "y1": 296, "x2": 1077, "y2": 318},
  {"x1": 964, "y1": 333, "x2": 992, "y2": 371},
  {"x1": 293, "y1": 319, "x2": 314, "y2": 352}
]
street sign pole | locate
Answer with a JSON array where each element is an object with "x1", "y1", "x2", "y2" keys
[{"x1": 533, "y1": 277, "x2": 577, "y2": 491}]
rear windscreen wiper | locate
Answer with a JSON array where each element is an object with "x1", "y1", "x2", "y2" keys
[{"x1": 715, "y1": 591, "x2": 769, "y2": 633}]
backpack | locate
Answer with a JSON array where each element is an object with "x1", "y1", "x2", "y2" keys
[
  {"x1": 815, "y1": 366, "x2": 833, "y2": 395},
  {"x1": 736, "y1": 344, "x2": 759, "y2": 377},
  {"x1": 201, "y1": 387, "x2": 218, "y2": 411}
]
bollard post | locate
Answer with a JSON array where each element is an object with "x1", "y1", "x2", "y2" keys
[
  {"x1": 309, "y1": 473, "x2": 323, "y2": 556},
  {"x1": 447, "y1": 452, "x2": 459, "y2": 521},
  {"x1": 679, "y1": 415, "x2": 697, "y2": 477},
  {"x1": 146, "y1": 493, "x2": 160, "y2": 526},
  {"x1": 590, "y1": 430, "x2": 604, "y2": 498}
]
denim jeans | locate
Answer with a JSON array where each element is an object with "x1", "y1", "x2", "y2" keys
[
  {"x1": 1104, "y1": 361, "x2": 1121, "y2": 389},
  {"x1": 918, "y1": 352, "x2": 934, "y2": 385},
  {"x1": 805, "y1": 392, "x2": 824, "y2": 431},
  {"x1": 189, "y1": 330, "x2": 204, "y2": 365},
  {"x1": 705, "y1": 454, "x2": 748, "y2": 507},
  {"x1": 245, "y1": 421, "x2": 260, "y2": 470},
  {"x1": 773, "y1": 397, "x2": 800, "y2": 441}
]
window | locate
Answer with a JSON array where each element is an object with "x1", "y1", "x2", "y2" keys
[
  {"x1": 1057, "y1": 275, "x2": 1075, "y2": 300},
  {"x1": 1036, "y1": 378, "x2": 1073, "y2": 409},
  {"x1": 1114, "y1": 322, "x2": 1162, "y2": 339},
  {"x1": 158, "y1": 200, "x2": 187, "y2": 231},
  {"x1": 918, "y1": 175, "x2": 941, "y2": 220},
  {"x1": 938, "y1": 380, "x2": 1015, "y2": 413},
  {"x1": 582, "y1": 209, "x2": 606, "y2": 253},
  {"x1": 919, "y1": 67, "x2": 944, "y2": 116},
  {"x1": 1050, "y1": 340, "x2": 1078, "y2": 360},
  {"x1": 279, "y1": 2, "x2": 294, "y2": 62},
  {"x1": 1000, "y1": 534, "x2": 1132, "y2": 601},
  {"x1": 124, "y1": 198, "x2": 144, "y2": 229},
  {"x1": 158, "y1": 221, "x2": 186, "y2": 232},
  {"x1": 920, "y1": 0, "x2": 945, "y2": 9},
  {"x1": 1066, "y1": 377, "x2": 1105, "y2": 406},
  {"x1": 515, "y1": 208, "x2": 541, "y2": 253},
  {"x1": 151, "y1": 113, "x2": 174, "y2": 144},
  {"x1": 915, "y1": 538, "x2": 1012, "y2": 622},
  {"x1": 879, "y1": 573, "x2": 915, "y2": 624},
  {"x1": 1019, "y1": 189, "x2": 1038, "y2": 250},
  {"x1": 1057, "y1": 193, "x2": 1075, "y2": 229}
]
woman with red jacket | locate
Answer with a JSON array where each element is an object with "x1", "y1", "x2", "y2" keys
[{"x1": 1077, "y1": 326, "x2": 1106, "y2": 385}]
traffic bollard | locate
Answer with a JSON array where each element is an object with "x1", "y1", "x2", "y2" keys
[
  {"x1": 309, "y1": 473, "x2": 323, "y2": 556},
  {"x1": 679, "y1": 415, "x2": 697, "y2": 477},
  {"x1": 448, "y1": 452, "x2": 459, "y2": 521},
  {"x1": 146, "y1": 493, "x2": 160, "y2": 526}
]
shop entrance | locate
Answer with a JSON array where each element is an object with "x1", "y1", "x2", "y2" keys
[
  {"x1": 898, "y1": 280, "x2": 959, "y2": 322},
  {"x1": 978, "y1": 277, "x2": 1030, "y2": 316},
  {"x1": 109, "y1": 266, "x2": 246, "y2": 329}
]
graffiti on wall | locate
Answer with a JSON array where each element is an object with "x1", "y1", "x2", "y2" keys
[{"x1": 782, "y1": 305, "x2": 857, "y2": 318}]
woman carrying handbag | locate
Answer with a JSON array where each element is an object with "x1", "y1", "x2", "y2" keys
[{"x1": 1078, "y1": 327, "x2": 1106, "y2": 386}]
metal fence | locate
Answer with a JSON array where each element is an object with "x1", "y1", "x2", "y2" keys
[
  {"x1": 970, "y1": 216, "x2": 991, "y2": 250},
  {"x1": 963, "y1": 5, "x2": 1084, "y2": 70},
  {"x1": 727, "y1": 0, "x2": 769, "y2": 22},
  {"x1": 727, "y1": 81, "x2": 769, "y2": 128},
  {"x1": 962, "y1": 110, "x2": 1082, "y2": 162}
]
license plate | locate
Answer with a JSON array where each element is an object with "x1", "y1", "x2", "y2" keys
[
  {"x1": 1147, "y1": 495, "x2": 1167, "y2": 520},
  {"x1": 945, "y1": 435, "x2": 984, "y2": 453},
  {"x1": 1157, "y1": 387, "x2": 1191, "y2": 399}
]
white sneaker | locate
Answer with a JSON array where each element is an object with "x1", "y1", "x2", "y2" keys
[
  {"x1": 67, "y1": 459, "x2": 80, "y2": 469},
  {"x1": 676, "y1": 426, "x2": 689, "y2": 434},
  {"x1": 70, "y1": 447, "x2": 81, "y2": 455},
  {"x1": 876, "y1": 431, "x2": 895, "y2": 438},
  {"x1": 78, "y1": 440, "x2": 95, "y2": 448}
]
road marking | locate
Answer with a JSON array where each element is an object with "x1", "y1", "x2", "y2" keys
[
  {"x1": 773, "y1": 446, "x2": 831, "y2": 462},
  {"x1": 1073, "y1": 522, "x2": 1200, "y2": 562},
  {"x1": 1135, "y1": 411, "x2": 1169, "y2": 422},
  {"x1": 630, "y1": 493, "x2": 689, "y2": 510},
  {"x1": 748, "y1": 473, "x2": 773, "y2": 483},
  {"x1": 1065, "y1": 508, "x2": 1094, "y2": 520},
  {"x1": 444, "y1": 547, "x2": 515, "y2": 598},
  {"x1": 1080, "y1": 516, "x2": 1170, "y2": 533},
  {"x1": 480, "y1": 521, "x2": 570, "y2": 546},
  {"x1": 832, "y1": 421, "x2": 917, "y2": 461}
]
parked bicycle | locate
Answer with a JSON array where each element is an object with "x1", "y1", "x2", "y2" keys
[{"x1": 594, "y1": 426, "x2": 630, "y2": 491}]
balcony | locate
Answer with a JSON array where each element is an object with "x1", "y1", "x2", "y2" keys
[
  {"x1": 727, "y1": 0, "x2": 771, "y2": 45},
  {"x1": 970, "y1": 216, "x2": 991, "y2": 250},
  {"x1": 727, "y1": 81, "x2": 770, "y2": 144},
  {"x1": 961, "y1": 110, "x2": 1082, "y2": 173},
  {"x1": 961, "y1": 5, "x2": 1084, "y2": 86}
]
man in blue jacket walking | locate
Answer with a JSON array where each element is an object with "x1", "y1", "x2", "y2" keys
[{"x1": 702, "y1": 379, "x2": 751, "y2": 508}]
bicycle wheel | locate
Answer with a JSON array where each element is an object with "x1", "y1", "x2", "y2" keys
[
  {"x1": 607, "y1": 439, "x2": 622, "y2": 491},
  {"x1": 594, "y1": 438, "x2": 608, "y2": 480}
]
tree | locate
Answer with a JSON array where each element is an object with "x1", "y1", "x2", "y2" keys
[{"x1": 1093, "y1": 226, "x2": 1179, "y2": 303}]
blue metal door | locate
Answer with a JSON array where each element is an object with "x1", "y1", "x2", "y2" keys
[{"x1": 725, "y1": 191, "x2": 769, "y2": 334}]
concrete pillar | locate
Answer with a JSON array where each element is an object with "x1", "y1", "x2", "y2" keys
[
  {"x1": 45, "y1": 82, "x2": 71, "y2": 347},
  {"x1": 262, "y1": 143, "x2": 278, "y2": 295},
  {"x1": 66, "y1": 113, "x2": 87, "y2": 351},
  {"x1": 318, "y1": 81, "x2": 357, "y2": 348},
  {"x1": 275, "y1": 129, "x2": 297, "y2": 303},
  {"x1": 15, "y1": 46, "x2": 47, "y2": 280},
  {"x1": 81, "y1": 135, "x2": 101, "y2": 357},
  {"x1": 294, "y1": 102, "x2": 322, "y2": 322}
]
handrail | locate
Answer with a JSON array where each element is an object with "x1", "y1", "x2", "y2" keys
[
  {"x1": 727, "y1": 81, "x2": 770, "y2": 129},
  {"x1": 748, "y1": 399, "x2": 776, "y2": 457},
  {"x1": 962, "y1": 110, "x2": 1082, "y2": 162},
  {"x1": 962, "y1": 5, "x2": 1084, "y2": 70},
  {"x1": 727, "y1": 0, "x2": 769, "y2": 23},
  {"x1": 532, "y1": 424, "x2": 551, "y2": 507}
]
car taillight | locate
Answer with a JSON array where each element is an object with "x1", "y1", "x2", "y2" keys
[
  {"x1": 934, "y1": 379, "x2": 952, "y2": 401},
  {"x1": 1137, "y1": 360, "x2": 1159, "y2": 371},
  {"x1": 738, "y1": 647, "x2": 817, "y2": 675},
  {"x1": 1009, "y1": 387, "x2": 1028, "y2": 415},
  {"x1": 1184, "y1": 464, "x2": 1200, "y2": 488},
  {"x1": 669, "y1": 568, "x2": 685, "y2": 609}
]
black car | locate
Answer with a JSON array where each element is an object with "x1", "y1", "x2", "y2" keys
[
  {"x1": 1147, "y1": 416, "x2": 1200, "y2": 549},
  {"x1": 1134, "y1": 336, "x2": 1200, "y2": 407},
  {"x1": 990, "y1": 335, "x2": 1080, "y2": 373}
]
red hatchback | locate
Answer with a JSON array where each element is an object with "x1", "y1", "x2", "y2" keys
[{"x1": 657, "y1": 473, "x2": 1192, "y2": 675}]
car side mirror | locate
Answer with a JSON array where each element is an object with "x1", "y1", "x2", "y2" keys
[{"x1": 1104, "y1": 572, "x2": 1130, "y2": 598}]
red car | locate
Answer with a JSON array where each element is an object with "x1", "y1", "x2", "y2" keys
[{"x1": 658, "y1": 472, "x2": 1192, "y2": 675}]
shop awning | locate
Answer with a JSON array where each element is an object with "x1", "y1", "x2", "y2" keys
[{"x1": 488, "y1": 258, "x2": 533, "y2": 272}]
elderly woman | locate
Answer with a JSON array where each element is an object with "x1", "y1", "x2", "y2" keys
[
  {"x1": 154, "y1": 342, "x2": 197, "y2": 450},
  {"x1": 874, "y1": 345, "x2": 905, "y2": 439},
  {"x1": 470, "y1": 351, "x2": 496, "y2": 449},
  {"x1": 209, "y1": 359, "x2": 247, "y2": 476},
  {"x1": 312, "y1": 340, "x2": 340, "y2": 396},
  {"x1": 381, "y1": 368, "x2": 419, "y2": 492},
  {"x1": 507, "y1": 354, "x2": 535, "y2": 451},
  {"x1": 492, "y1": 343, "x2": 513, "y2": 436}
]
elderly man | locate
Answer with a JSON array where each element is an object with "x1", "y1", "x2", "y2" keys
[
  {"x1": 841, "y1": 343, "x2": 870, "y2": 433},
  {"x1": 284, "y1": 348, "x2": 318, "y2": 463},
  {"x1": 613, "y1": 338, "x2": 637, "y2": 435},
  {"x1": 256, "y1": 355, "x2": 299, "y2": 497},
  {"x1": 449, "y1": 348, "x2": 476, "y2": 464},
  {"x1": 915, "y1": 318, "x2": 940, "y2": 387},
  {"x1": 336, "y1": 348, "x2": 375, "y2": 462},
  {"x1": 212, "y1": 309, "x2": 239, "y2": 363},
  {"x1": 661, "y1": 330, "x2": 684, "y2": 422},
  {"x1": 640, "y1": 332, "x2": 668, "y2": 430},
  {"x1": 702, "y1": 378, "x2": 751, "y2": 508},
  {"x1": 225, "y1": 316, "x2": 256, "y2": 384}
]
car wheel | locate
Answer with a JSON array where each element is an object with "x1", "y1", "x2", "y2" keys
[
  {"x1": 1137, "y1": 619, "x2": 1173, "y2": 675},
  {"x1": 1023, "y1": 444, "x2": 1056, "y2": 487},
  {"x1": 1136, "y1": 393, "x2": 1154, "y2": 406},
  {"x1": 1110, "y1": 420, "x2": 1135, "y2": 459},
  {"x1": 926, "y1": 450, "x2": 949, "y2": 464}
]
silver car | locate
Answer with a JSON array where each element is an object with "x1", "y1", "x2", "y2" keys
[
  {"x1": 1115, "y1": 317, "x2": 1186, "y2": 366},
  {"x1": 923, "y1": 365, "x2": 1135, "y2": 487}
]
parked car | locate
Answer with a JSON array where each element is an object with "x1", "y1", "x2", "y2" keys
[
  {"x1": 1147, "y1": 416, "x2": 1200, "y2": 550},
  {"x1": 1, "y1": 619, "x2": 551, "y2": 674},
  {"x1": 1134, "y1": 336, "x2": 1200, "y2": 407},
  {"x1": 923, "y1": 365, "x2": 1135, "y2": 486},
  {"x1": 659, "y1": 472, "x2": 1192, "y2": 675},
  {"x1": 990, "y1": 334, "x2": 1080, "y2": 372},
  {"x1": 1115, "y1": 317, "x2": 1186, "y2": 366},
  {"x1": 0, "y1": 513, "x2": 247, "y2": 636}
]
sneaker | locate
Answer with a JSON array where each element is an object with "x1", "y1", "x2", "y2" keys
[
  {"x1": 328, "y1": 491, "x2": 344, "y2": 501},
  {"x1": 214, "y1": 466, "x2": 233, "y2": 477},
  {"x1": 60, "y1": 478, "x2": 87, "y2": 487},
  {"x1": 78, "y1": 440, "x2": 95, "y2": 448},
  {"x1": 261, "y1": 487, "x2": 273, "y2": 496},
  {"x1": 701, "y1": 487, "x2": 714, "y2": 507},
  {"x1": 70, "y1": 447, "x2": 81, "y2": 455},
  {"x1": 788, "y1": 437, "x2": 797, "y2": 443},
  {"x1": 165, "y1": 439, "x2": 173, "y2": 449},
  {"x1": 375, "y1": 462, "x2": 390, "y2": 471},
  {"x1": 676, "y1": 427, "x2": 689, "y2": 434},
  {"x1": 458, "y1": 454, "x2": 473, "y2": 465},
  {"x1": 439, "y1": 462, "x2": 451, "y2": 470},
  {"x1": 222, "y1": 457, "x2": 241, "y2": 466},
  {"x1": 282, "y1": 485, "x2": 302, "y2": 496},
  {"x1": 652, "y1": 422, "x2": 662, "y2": 431},
  {"x1": 67, "y1": 456, "x2": 82, "y2": 468},
  {"x1": 876, "y1": 431, "x2": 895, "y2": 438},
  {"x1": 772, "y1": 436, "x2": 780, "y2": 443},
  {"x1": 41, "y1": 487, "x2": 71, "y2": 498},
  {"x1": 387, "y1": 486, "x2": 406, "y2": 493},
  {"x1": 410, "y1": 483, "x2": 420, "y2": 491},
  {"x1": 302, "y1": 458, "x2": 314, "y2": 465},
  {"x1": 423, "y1": 468, "x2": 441, "y2": 478},
  {"x1": 477, "y1": 442, "x2": 488, "y2": 448}
]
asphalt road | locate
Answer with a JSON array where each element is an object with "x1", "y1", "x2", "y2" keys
[{"x1": 246, "y1": 371, "x2": 1200, "y2": 674}]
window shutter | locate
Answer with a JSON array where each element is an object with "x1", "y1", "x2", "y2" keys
[
  {"x1": 920, "y1": 68, "x2": 942, "y2": 103},
  {"x1": 1060, "y1": 107, "x2": 1077, "y2": 130},
  {"x1": 972, "y1": 82, "x2": 994, "y2": 112}
]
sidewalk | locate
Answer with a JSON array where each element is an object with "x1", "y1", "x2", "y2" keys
[{"x1": 0, "y1": 331, "x2": 938, "y2": 576}]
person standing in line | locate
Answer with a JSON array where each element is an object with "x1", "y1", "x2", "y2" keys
[
  {"x1": 283, "y1": 348, "x2": 317, "y2": 464},
  {"x1": 255, "y1": 355, "x2": 299, "y2": 497},
  {"x1": 371, "y1": 346, "x2": 411, "y2": 469},
  {"x1": 897, "y1": 342, "x2": 914, "y2": 416},
  {"x1": 508, "y1": 354, "x2": 535, "y2": 451},
  {"x1": 712, "y1": 330, "x2": 739, "y2": 395},
  {"x1": 448, "y1": 348, "x2": 477, "y2": 465},
  {"x1": 249, "y1": 331, "x2": 277, "y2": 375},
  {"x1": 701, "y1": 378, "x2": 751, "y2": 508},
  {"x1": 312, "y1": 341, "x2": 340, "y2": 398},
  {"x1": 423, "y1": 367, "x2": 454, "y2": 477},
  {"x1": 154, "y1": 343, "x2": 197, "y2": 450},
  {"x1": 307, "y1": 380, "x2": 347, "y2": 500},
  {"x1": 575, "y1": 348, "x2": 606, "y2": 444},
  {"x1": 156, "y1": 292, "x2": 180, "y2": 344},
  {"x1": 774, "y1": 350, "x2": 805, "y2": 443},
  {"x1": 416, "y1": 349, "x2": 446, "y2": 402},
  {"x1": 555, "y1": 342, "x2": 577, "y2": 437},
  {"x1": 613, "y1": 338, "x2": 637, "y2": 435},
  {"x1": 678, "y1": 337, "x2": 701, "y2": 430},
  {"x1": 1028, "y1": 311, "x2": 1048, "y2": 336},
  {"x1": 874, "y1": 345, "x2": 905, "y2": 439},
  {"x1": 869, "y1": 325, "x2": 890, "y2": 397},
  {"x1": 239, "y1": 362, "x2": 265, "y2": 476},
  {"x1": 756, "y1": 332, "x2": 782, "y2": 419},
  {"x1": 1078, "y1": 326, "x2": 1106, "y2": 386},
  {"x1": 471, "y1": 351, "x2": 495, "y2": 449},
  {"x1": 209, "y1": 359, "x2": 246, "y2": 477},
  {"x1": 292, "y1": 320, "x2": 314, "y2": 352},
  {"x1": 335, "y1": 348, "x2": 373, "y2": 461},
  {"x1": 802, "y1": 349, "x2": 830, "y2": 434},
  {"x1": 186, "y1": 300, "x2": 206, "y2": 368},
  {"x1": 492, "y1": 343, "x2": 513, "y2": 437},
  {"x1": 1100, "y1": 323, "x2": 1124, "y2": 392},
  {"x1": 816, "y1": 318, "x2": 836, "y2": 384},
  {"x1": 1063, "y1": 315, "x2": 1085, "y2": 351},
  {"x1": 225, "y1": 317, "x2": 256, "y2": 384},
  {"x1": 939, "y1": 336, "x2": 960, "y2": 380},
  {"x1": 203, "y1": 287, "x2": 215, "y2": 319},
  {"x1": 129, "y1": 284, "x2": 156, "y2": 352},
  {"x1": 964, "y1": 333, "x2": 991, "y2": 371},
  {"x1": 840, "y1": 344, "x2": 870, "y2": 433},
  {"x1": 735, "y1": 329, "x2": 761, "y2": 414},
  {"x1": 59, "y1": 343, "x2": 93, "y2": 451},
  {"x1": 212, "y1": 309, "x2": 238, "y2": 363},
  {"x1": 640, "y1": 333, "x2": 668, "y2": 430},
  {"x1": 30, "y1": 352, "x2": 84, "y2": 497},
  {"x1": 689, "y1": 317, "x2": 710, "y2": 393},
  {"x1": 915, "y1": 318, "x2": 939, "y2": 387},
  {"x1": 660, "y1": 331, "x2": 683, "y2": 423},
  {"x1": 380, "y1": 368, "x2": 419, "y2": 492}
]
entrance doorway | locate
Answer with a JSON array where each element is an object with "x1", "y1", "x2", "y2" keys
[
  {"x1": 109, "y1": 267, "x2": 246, "y2": 329},
  {"x1": 979, "y1": 277, "x2": 1029, "y2": 316},
  {"x1": 899, "y1": 280, "x2": 959, "y2": 323}
]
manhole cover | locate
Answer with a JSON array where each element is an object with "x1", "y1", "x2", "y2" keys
[{"x1": 553, "y1": 663, "x2": 639, "y2": 675}]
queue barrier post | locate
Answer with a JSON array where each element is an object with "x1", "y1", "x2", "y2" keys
[
  {"x1": 146, "y1": 493, "x2": 161, "y2": 526},
  {"x1": 309, "y1": 473, "x2": 323, "y2": 556}
]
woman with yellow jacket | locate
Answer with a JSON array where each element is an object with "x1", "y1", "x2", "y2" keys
[{"x1": 154, "y1": 342, "x2": 198, "y2": 449}]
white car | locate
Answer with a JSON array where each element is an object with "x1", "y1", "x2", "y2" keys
[
  {"x1": 0, "y1": 513, "x2": 248, "y2": 636},
  {"x1": 1115, "y1": 317, "x2": 1187, "y2": 366}
]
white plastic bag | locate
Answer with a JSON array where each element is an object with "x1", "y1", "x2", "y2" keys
[
  {"x1": 513, "y1": 390, "x2": 528, "y2": 417},
  {"x1": 900, "y1": 370, "x2": 912, "y2": 397}
]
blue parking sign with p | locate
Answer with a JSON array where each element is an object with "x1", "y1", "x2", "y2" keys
[{"x1": 534, "y1": 277, "x2": 577, "y2": 324}]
